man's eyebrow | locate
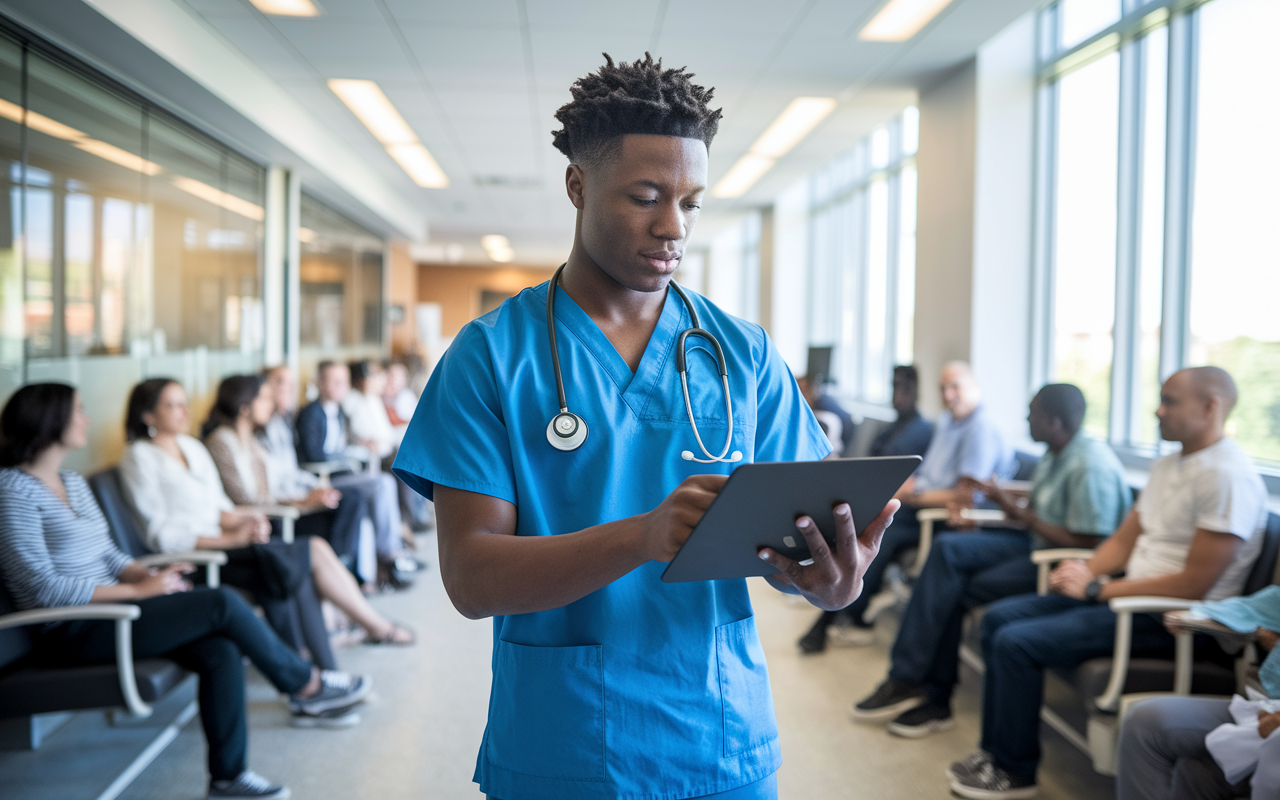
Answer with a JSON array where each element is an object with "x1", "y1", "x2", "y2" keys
[{"x1": 630, "y1": 179, "x2": 665, "y2": 190}]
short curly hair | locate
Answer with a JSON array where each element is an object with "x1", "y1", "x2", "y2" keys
[{"x1": 551, "y1": 53, "x2": 723, "y2": 168}]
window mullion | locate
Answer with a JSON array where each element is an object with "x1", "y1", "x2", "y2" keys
[
  {"x1": 1111, "y1": 37, "x2": 1143, "y2": 446},
  {"x1": 1159, "y1": 8, "x2": 1197, "y2": 382}
]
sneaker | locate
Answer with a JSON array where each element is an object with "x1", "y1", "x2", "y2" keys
[
  {"x1": 851, "y1": 679, "x2": 926, "y2": 722},
  {"x1": 886, "y1": 703, "x2": 955, "y2": 738},
  {"x1": 208, "y1": 770, "x2": 290, "y2": 799},
  {"x1": 798, "y1": 617, "x2": 828, "y2": 654},
  {"x1": 828, "y1": 621, "x2": 877, "y2": 647},
  {"x1": 289, "y1": 671, "x2": 372, "y2": 715},
  {"x1": 290, "y1": 704, "x2": 361, "y2": 729},
  {"x1": 948, "y1": 751, "x2": 993, "y2": 782},
  {"x1": 950, "y1": 760, "x2": 1037, "y2": 799}
]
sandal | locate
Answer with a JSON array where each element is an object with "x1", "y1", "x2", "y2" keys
[{"x1": 366, "y1": 623, "x2": 416, "y2": 646}]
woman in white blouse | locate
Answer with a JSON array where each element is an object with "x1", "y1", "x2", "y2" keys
[{"x1": 119, "y1": 378, "x2": 413, "y2": 648}]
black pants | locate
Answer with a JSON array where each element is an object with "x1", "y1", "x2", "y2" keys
[
  {"x1": 220, "y1": 537, "x2": 337, "y2": 671},
  {"x1": 39, "y1": 588, "x2": 312, "y2": 781},
  {"x1": 296, "y1": 482, "x2": 372, "y2": 568}
]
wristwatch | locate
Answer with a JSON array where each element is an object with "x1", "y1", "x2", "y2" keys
[{"x1": 1084, "y1": 579, "x2": 1104, "y2": 603}]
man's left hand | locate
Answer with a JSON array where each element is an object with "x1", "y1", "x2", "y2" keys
[{"x1": 758, "y1": 499, "x2": 900, "y2": 611}]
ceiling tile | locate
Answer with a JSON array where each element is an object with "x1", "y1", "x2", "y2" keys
[
  {"x1": 398, "y1": 24, "x2": 528, "y2": 88},
  {"x1": 270, "y1": 19, "x2": 412, "y2": 79},
  {"x1": 382, "y1": 0, "x2": 520, "y2": 26},
  {"x1": 197, "y1": 15, "x2": 315, "y2": 82}
]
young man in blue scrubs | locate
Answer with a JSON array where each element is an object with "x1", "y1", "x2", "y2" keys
[{"x1": 393, "y1": 55, "x2": 899, "y2": 800}]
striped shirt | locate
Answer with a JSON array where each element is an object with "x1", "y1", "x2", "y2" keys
[{"x1": 0, "y1": 468, "x2": 132, "y2": 611}]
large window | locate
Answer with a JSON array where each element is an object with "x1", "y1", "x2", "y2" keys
[
  {"x1": 299, "y1": 193, "x2": 384, "y2": 350},
  {"x1": 0, "y1": 28, "x2": 267, "y2": 470},
  {"x1": 1035, "y1": 0, "x2": 1280, "y2": 468},
  {"x1": 807, "y1": 107, "x2": 918, "y2": 405}
]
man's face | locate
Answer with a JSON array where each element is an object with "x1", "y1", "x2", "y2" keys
[
  {"x1": 940, "y1": 367, "x2": 976, "y2": 415},
  {"x1": 318, "y1": 366, "x2": 349, "y2": 403},
  {"x1": 573, "y1": 134, "x2": 707, "y2": 293},
  {"x1": 892, "y1": 375, "x2": 916, "y2": 415},
  {"x1": 1156, "y1": 371, "x2": 1211, "y2": 443},
  {"x1": 1026, "y1": 395, "x2": 1053, "y2": 444},
  {"x1": 267, "y1": 368, "x2": 296, "y2": 413}
]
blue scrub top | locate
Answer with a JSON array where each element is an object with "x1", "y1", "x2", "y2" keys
[{"x1": 393, "y1": 281, "x2": 830, "y2": 800}]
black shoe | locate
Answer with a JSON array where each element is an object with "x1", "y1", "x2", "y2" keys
[
  {"x1": 948, "y1": 751, "x2": 993, "y2": 782},
  {"x1": 886, "y1": 703, "x2": 955, "y2": 738},
  {"x1": 949, "y1": 759, "x2": 1037, "y2": 799},
  {"x1": 289, "y1": 671, "x2": 372, "y2": 715},
  {"x1": 798, "y1": 616, "x2": 829, "y2": 654},
  {"x1": 850, "y1": 678, "x2": 926, "y2": 721}
]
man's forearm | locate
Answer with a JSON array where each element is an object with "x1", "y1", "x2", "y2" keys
[
  {"x1": 440, "y1": 517, "x2": 651, "y2": 619},
  {"x1": 1028, "y1": 515, "x2": 1103, "y2": 549}
]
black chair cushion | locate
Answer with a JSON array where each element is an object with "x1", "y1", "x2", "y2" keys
[
  {"x1": 0, "y1": 658, "x2": 189, "y2": 719},
  {"x1": 87, "y1": 468, "x2": 151, "y2": 558},
  {"x1": 1069, "y1": 657, "x2": 1238, "y2": 714}
]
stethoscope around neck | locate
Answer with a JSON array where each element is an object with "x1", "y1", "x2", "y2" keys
[{"x1": 544, "y1": 264, "x2": 742, "y2": 463}]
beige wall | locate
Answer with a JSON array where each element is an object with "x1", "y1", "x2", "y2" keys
[{"x1": 417, "y1": 264, "x2": 557, "y2": 338}]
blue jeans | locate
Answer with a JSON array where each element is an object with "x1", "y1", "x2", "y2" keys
[
  {"x1": 888, "y1": 530, "x2": 1035, "y2": 707},
  {"x1": 980, "y1": 593, "x2": 1173, "y2": 781},
  {"x1": 843, "y1": 514, "x2": 921, "y2": 624}
]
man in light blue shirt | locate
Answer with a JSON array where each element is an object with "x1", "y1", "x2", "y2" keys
[
  {"x1": 799, "y1": 361, "x2": 1012, "y2": 652},
  {"x1": 393, "y1": 55, "x2": 899, "y2": 800}
]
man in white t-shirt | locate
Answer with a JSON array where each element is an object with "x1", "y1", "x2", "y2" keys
[{"x1": 949, "y1": 367, "x2": 1269, "y2": 799}]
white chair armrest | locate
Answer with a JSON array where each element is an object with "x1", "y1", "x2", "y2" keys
[
  {"x1": 916, "y1": 508, "x2": 949, "y2": 522},
  {"x1": 134, "y1": 551, "x2": 227, "y2": 588},
  {"x1": 1095, "y1": 596, "x2": 1197, "y2": 712},
  {"x1": 961, "y1": 509, "x2": 1009, "y2": 522},
  {"x1": 1031, "y1": 548, "x2": 1096, "y2": 565},
  {"x1": 0, "y1": 603, "x2": 152, "y2": 717},
  {"x1": 1107, "y1": 597, "x2": 1196, "y2": 614},
  {"x1": 0, "y1": 603, "x2": 141, "y2": 630},
  {"x1": 243, "y1": 504, "x2": 301, "y2": 520}
]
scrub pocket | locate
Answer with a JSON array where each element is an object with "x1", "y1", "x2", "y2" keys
[
  {"x1": 486, "y1": 640, "x2": 606, "y2": 781},
  {"x1": 716, "y1": 616, "x2": 778, "y2": 757}
]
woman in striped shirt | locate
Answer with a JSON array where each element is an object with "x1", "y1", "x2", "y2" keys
[{"x1": 0, "y1": 383, "x2": 371, "y2": 800}]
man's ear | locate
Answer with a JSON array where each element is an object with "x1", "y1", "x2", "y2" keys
[{"x1": 566, "y1": 164, "x2": 586, "y2": 210}]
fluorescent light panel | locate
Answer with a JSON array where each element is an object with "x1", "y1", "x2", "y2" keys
[
  {"x1": 328, "y1": 79, "x2": 448, "y2": 189},
  {"x1": 249, "y1": 0, "x2": 320, "y2": 16},
  {"x1": 711, "y1": 97, "x2": 836, "y2": 198},
  {"x1": 858, "y1": 0, "x2": 955, "y2": 42}
]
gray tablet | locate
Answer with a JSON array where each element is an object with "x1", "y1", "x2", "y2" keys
[{"x1": 660, "y1": 456, "x2": 922, "y2": 583}]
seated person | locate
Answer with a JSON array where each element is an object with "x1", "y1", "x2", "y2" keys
[
  {"x1": 298, "y1": 362, "x2": 419, "y2": 572},
  {"x1": 347, "y1": 360, "x2": 431, "y2": 534},
  {"x1": 120, "y1": 378, "x2": 413, "y2": 648},
  {"x1": 1117, "y1": 589, "x2": 1280, "y2": 800},
  {"x1": 950, "y1": 367, "x2": 1269, "y2": 799},
  {"x1": 871, "y1": 365, "x2": 934, "y2": 458},
  {"x1": 852, "y1": 383, "x2": 1130, "y2": 735},
  {"x1": 0, "y1": 383, "x2": 371, "y2": 800},
  {"x1": 798, "y1": 374, "x2": 855, "y2": 454},
  {"x1": 262, "y1": 364, "x2": 402, "y2": 583},
  {"x1": 205, "y1": 374, "x2": 368, "y2": 570},
  {"x1": 799, "y1": 360, "x2": 1011, "y2": 652},
  {"x1": 382, "y1": 360, "x2": 417, "y2": 429}
]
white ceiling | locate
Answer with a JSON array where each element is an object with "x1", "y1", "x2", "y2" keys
[{"x1": 173, "y1": 0, "x2": 1041, "y2": 263}]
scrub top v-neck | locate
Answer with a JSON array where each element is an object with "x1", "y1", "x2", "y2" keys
[{"x1": 394, "y1": 280, "x2": 829, "y2": 800}]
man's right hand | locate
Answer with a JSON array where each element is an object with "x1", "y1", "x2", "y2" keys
[{"x1": 639, "y1": 474, "x2": 729, "y2": 562}]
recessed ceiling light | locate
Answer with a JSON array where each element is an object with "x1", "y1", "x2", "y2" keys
[
  {"x1": 751, "y1": 97, "x2": 838, "y2": 159},
  {"x1": 858, "y1": 0, "x2": 955, "y2": 42},
  {"x1": 249, "y1": 0, "x2": 321, "y2": 17},
  {"x1": 328, "y1": 79, "x2": 449, "y2": 189},
  {"x1": 711, "y1": 97, "x2": 836, "y2": 198}
]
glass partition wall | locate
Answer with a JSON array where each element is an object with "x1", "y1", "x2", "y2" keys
[{"x1": 0, "y1": 30, "x2": 268, "y2": 472}]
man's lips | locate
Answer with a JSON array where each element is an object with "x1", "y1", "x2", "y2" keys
[{"x1": 642, "y1": 252, "x2": 681, "y2": 270}]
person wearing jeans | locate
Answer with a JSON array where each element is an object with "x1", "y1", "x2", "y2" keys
[
  {"x1": 0, "y1": 383, "x2": 371, "y2": 800},
  {"x1": 852, "y1": 384, "x2": 1130, "y2": 736},
  {"x1": 950, "y1": 368, "x2": 1269, "y2": 799}
]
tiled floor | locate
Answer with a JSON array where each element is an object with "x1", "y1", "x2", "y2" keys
[{"x1": 104, "y1": 535, "x2": 1115, "y2": 799}]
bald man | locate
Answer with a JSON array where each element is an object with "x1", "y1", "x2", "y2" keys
[
  {"x1": 949, "y1": 367, "x2": 1269, "y2": 800},
  {"x1": 799, "y1": 361, "x2": 1013, "y2": 652}
]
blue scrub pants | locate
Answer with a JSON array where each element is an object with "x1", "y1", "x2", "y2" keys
[
  {"x1": 979, "y1": 593, "x2": 1172, "y2": 782},
  {"x1": 486, "y1": 771, "x2": 778, "y2": 800},
  {"x1": 888, "y1": 529, "x2": 1035, "y2": 708}
]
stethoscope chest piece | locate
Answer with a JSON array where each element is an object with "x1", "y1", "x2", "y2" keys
[{"x1": 546, "y1": 411, "x2": 588, "y2": 451}]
